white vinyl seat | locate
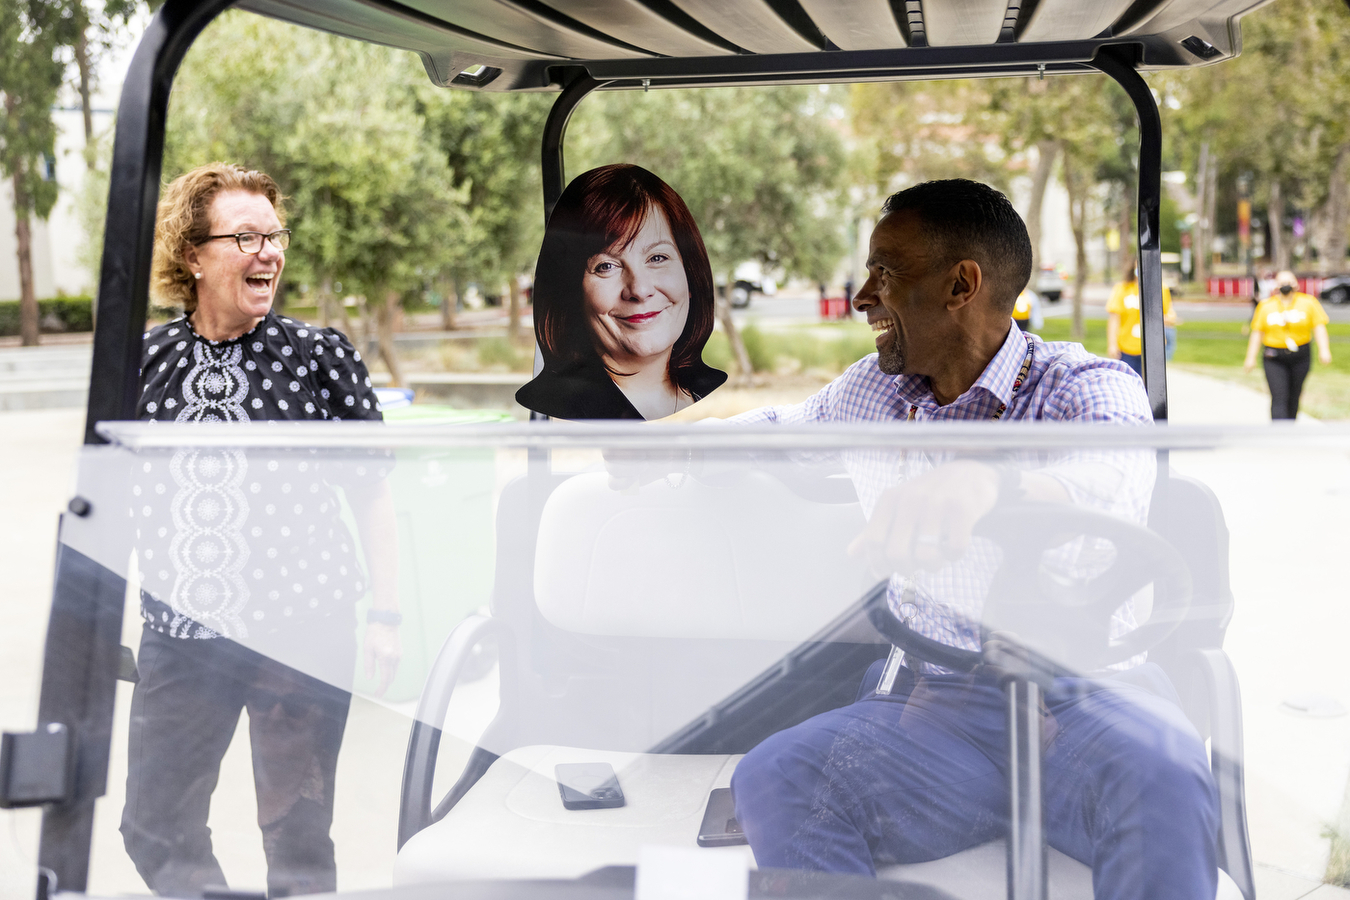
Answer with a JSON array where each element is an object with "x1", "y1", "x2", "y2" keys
[
  {"x1": 395, "y1": 744, "x2": 1244, "y2": 900},
  {"x1": 877, "y1": 841, "x2": 1245, "y2": 900},
  {"x1": 396, "y1": 747, "x2": 746, "y2": 884},
  {"x1": 395, "y1": 468, "x2": 1247, "y2": 900}
]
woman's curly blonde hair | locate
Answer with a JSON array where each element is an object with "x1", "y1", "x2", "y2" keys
[{"x1": 152, "y1": 163, "x2": 286, "y2": 313}]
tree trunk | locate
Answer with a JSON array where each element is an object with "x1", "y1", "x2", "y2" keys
[
  {"x1": 12, "y1": 166, "x2": 39, "y2": 347},
  {"x1": 507, "y1": 275, "x2": 522, "y2": 342},
  {"x1": 75, "y1": 28, "x2": 95, "y2": 168},
  {"x1": 1025, "y1": 140, "x2": 1057, "y2": 279},
  {"x1": 318, "y1": 277, "x2": 333, "y2": 328},
  {"x1": 1269, "y1": 180, "x2": 1287, "y2": 270},
  {"x1": 376, "y1": 289, "x2": 405, "y2": 387},
  {"x1": 1204, "y1": 154, "x2": 1218, "y2": 280},
  {"x1": 718, "y1": 273, "x2": 753, "y2": 383},
  {"x1": 1195, "y1": 142, "x2": 1211, "y2": 282},
  {"x1": 1061, "y1": 149, "x2": 1088, "y2": 342},
  {"x1": 1321, "y1": 144, "x2": 1350, "y2": 276},
  {"x1": 440, "y1": 278, "x2": 458, "y2": 331}
]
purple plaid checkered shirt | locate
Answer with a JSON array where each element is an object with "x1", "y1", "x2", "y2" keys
[{"x1": 733, "y1": 323, "x2": 1156, "y2": 673}]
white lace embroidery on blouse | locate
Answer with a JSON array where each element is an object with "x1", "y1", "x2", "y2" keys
[{"x1": 165, "y1": 342, "x2": 252, "y2": 637}]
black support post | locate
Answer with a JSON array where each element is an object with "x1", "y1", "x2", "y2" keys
[
  {"x1": 533, "y1": 74, "x2": 603, "y2": 395},
  {"x1": 540, "y1": 73, "x2": 603, "y2": 225},
  {"x1": 30, "y1": 0, "x2": 230, "y2": 891},
  {"x1": 1092, "y1": 47, "x2": 1167, "y2": 421},
  {"x1": 33, "y1": 545, "x2": 129, "y2": 893},
  {"x1": 83, "y1": 0, "x2": 235, "y2": 445}
]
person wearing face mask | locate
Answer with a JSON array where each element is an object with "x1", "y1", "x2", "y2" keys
[
  {"x1": 1105, "y1": 258, "x2": 1176, "y2": 375},
  {"x1": 516, "y1": 164, "x2": 726, "y2": 420},
  {"x1": 1244, "y1": 269, "x2": 1332, "y2": 419}
]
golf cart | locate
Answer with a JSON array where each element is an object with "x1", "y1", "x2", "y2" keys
[{"x1": 6, "y1": 1, "x2": 1344, "y2": 900}]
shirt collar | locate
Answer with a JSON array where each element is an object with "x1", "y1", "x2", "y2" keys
[{"x1": 893, "y1": 323, "x2": 1034, "y2": 410}]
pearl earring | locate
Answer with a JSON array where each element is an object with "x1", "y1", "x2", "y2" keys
[{"x1": 193, "y1": 272, "x2": 202, "y2": 280}]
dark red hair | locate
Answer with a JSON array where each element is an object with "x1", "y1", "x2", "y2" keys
[{"x1": 533, "y1": 164, "x2": 715, "y2": 389}]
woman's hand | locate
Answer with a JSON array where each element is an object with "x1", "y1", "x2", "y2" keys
[
  {"x1": 364, "y1": 621, "x2": 401, "y2": 697},
  {"x1": 1315, "y1": 324, "x2": 1333, "y2": 366},
  {"x1": 1244, "y1": 329, "x2": 1263, "y2": 373}
]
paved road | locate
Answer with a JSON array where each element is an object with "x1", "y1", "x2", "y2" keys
[
  {"x1": 742, "y1": 287, "x2": 1350, "y2": 325},
  {"x1": 1, "y1": 374, "x2": 1347, "y2": 899}
]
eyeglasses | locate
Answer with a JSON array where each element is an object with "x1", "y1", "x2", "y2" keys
[{"x1": 200, "y1": 230, "x2": 291, "y2": 254}]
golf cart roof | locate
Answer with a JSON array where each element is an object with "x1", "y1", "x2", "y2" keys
[{"x1": 234, "y1": 0, "x2": 1271, "y2": 91}]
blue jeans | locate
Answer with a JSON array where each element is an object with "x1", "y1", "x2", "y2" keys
[
  {"x1": 731, "y1": 660, "x2": 1217, "y2": 900},
  {"x1": 1120, "y1": 352, "x2": 1143, "y2": 376}
]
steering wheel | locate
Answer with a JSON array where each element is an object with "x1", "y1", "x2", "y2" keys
[{"x1": 865, "y1": 502, "x2": 1193, "y2": 677}]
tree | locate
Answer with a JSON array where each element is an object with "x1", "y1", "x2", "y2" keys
[
  {"x1": 415, "y1": 89, "x2": 552, "y2": 338},
  {"x1": 850, "y1": 79, "x2": 1012, "y2": 199},
  {"x1": 988, "y1": 73, "x2": 1134, "y2": 339},
  {"x1": 1165, "y1": 0, "x2": 1350, "y2": 272},
  {"x1": 163, "y1": 11, "x2": 468, "y2": 385},
  {"x1": 64, "y1": 0, "x2": 143, "y2": 169},
  {"x1": 1, "y1": 0, "x2": 68, "y2": 346},
  {"x1": 570, "y1": 86, "x2": 848, "y2": 380}
]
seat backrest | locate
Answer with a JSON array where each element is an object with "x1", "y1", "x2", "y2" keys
[
  {"x1": 1146, "y1": 470, "x2": 1236, "y2": 736},
  {"x1": 533, "y1": 469, "x2": 873, "y2": 642},
  {"x1": 479, "y1": 464, "x2": 879, "y2": 753}
]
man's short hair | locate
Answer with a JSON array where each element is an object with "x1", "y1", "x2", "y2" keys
[{"x1": 880, "y1": 179, "x2": 1033, "y2": 315}]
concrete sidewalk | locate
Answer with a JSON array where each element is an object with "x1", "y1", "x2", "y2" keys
[{"x1": 0, "y1": 370, "x2": 1345, "y2": 900}]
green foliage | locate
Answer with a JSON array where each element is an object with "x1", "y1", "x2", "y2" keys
[
  {"x1": 76, "y1": 124, "x2": 112, "y2": 282},
  {"x1": 703, "y1": 322, "x2": 880, "y2": 375},
  {"x1": 850, "y1": 80, "x2": 1014, "y2": 200},
  {"x1": 164, "y1": 12, "x2": 469, "y2": 304},
  {"x1": 1163, "y1": 0, "x2": 1350, "y2": 254},
  {"x1": 414, "y1": 89, "x2": 553, "y2": 289},
  {"x1": 0, "y1": 0, "x2": 68, "y2": 219},
  {"x1": 0, "y1": 296, "x2": 94, "y2": 335},
  {"x1": 569, "y1": 86, "x2": 849, "y2": 284},
  {"x1": 431, "y1": 336, "x2": 533, "y2": 373}
]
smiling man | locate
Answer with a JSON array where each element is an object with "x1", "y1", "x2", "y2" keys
[{"x1": 728, "y1": 180, "x2": 1220, "y2": 899}]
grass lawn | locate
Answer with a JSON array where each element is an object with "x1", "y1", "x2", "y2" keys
[
  {"x1": 1036, "y1": 317, "x2": 1350, "y2": 420},
  {"x1": 709, "y1": 317, "x2": 1350, "y2": 421}
]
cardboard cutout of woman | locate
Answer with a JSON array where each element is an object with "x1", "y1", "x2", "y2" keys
[{"x1": 516, "y1": 164, "x2": 727, "y2": 420}]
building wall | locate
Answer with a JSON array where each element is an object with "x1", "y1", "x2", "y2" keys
[{"x1": 0, "y1": 108, "x2": 113, "y2": 302}]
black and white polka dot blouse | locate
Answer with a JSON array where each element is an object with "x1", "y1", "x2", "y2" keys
[
  {"x1": 132, "y1": 312, "x2": 389, "y2": 644},
  {"x1": 138, "y1": 311, "x2": 383, "y2": 423}
]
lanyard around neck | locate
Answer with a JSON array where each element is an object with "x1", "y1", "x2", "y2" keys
[{"x1": 905, "y1": 334, "x2": 1035, "y2": 422}]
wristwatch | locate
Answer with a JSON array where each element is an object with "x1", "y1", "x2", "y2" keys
[{"x1": 366, "y1": 609, "x2": 403, "y2": 627}]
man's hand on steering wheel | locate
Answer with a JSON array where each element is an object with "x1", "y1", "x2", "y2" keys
[
  {"x1": 848, "y1": 460, "x2": 1071, "y2": 576},
  {"x1": 848, "y1": 460, "x2": 999, "y2": 574}
]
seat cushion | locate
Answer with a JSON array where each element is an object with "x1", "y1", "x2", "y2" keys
[
  {"x1": 396, "y1": 747, "x2": 1242, "y2": 900},
  {"x1": 394, "y1": 747, "x2": 746, "y2": 884},
  {"x1": 878, "y1": 840, "x2": 1245, "y2": 900}
]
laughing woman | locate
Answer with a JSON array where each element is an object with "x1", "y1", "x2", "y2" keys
[
  {"x1": 121, "y1": 163, "x2": 399, "y2": 897},
  {"x1": 516, "y1": 164, "x2": 726, "y2": 420}
]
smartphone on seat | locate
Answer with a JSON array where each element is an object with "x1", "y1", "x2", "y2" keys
[
  {"x1": 555, "y1": 762, "x2": 625, "y2": 810},
  {"x1": 698, "y1": 787, "x2": 747, "y2": 847}
]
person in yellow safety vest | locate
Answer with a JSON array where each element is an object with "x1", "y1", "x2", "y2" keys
[
  {"x1": 1106, "y1": 259, "x2": 1176, "y2": 377},
  {"x1": 1243, "y1": 269, "x2": 1332, "y2": 420},
  {"x1": 1012, "y1": 287, "x2": 1043, "y2": 332}
]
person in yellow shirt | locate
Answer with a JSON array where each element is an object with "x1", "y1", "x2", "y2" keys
[
  {"x1": 1106, "y1": 260, "x2": 1176, "y2": 376},
  {"x1": 1244, "y1": 269, "x2": 1332, "y2": 419},
  {"x1": 1012, "y1": 287, "x2": 1043, "y2": 332}
]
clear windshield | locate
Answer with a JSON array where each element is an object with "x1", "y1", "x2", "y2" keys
[{"x1": 28, "y1": 420, "x2": 1346, "y2": 898}]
